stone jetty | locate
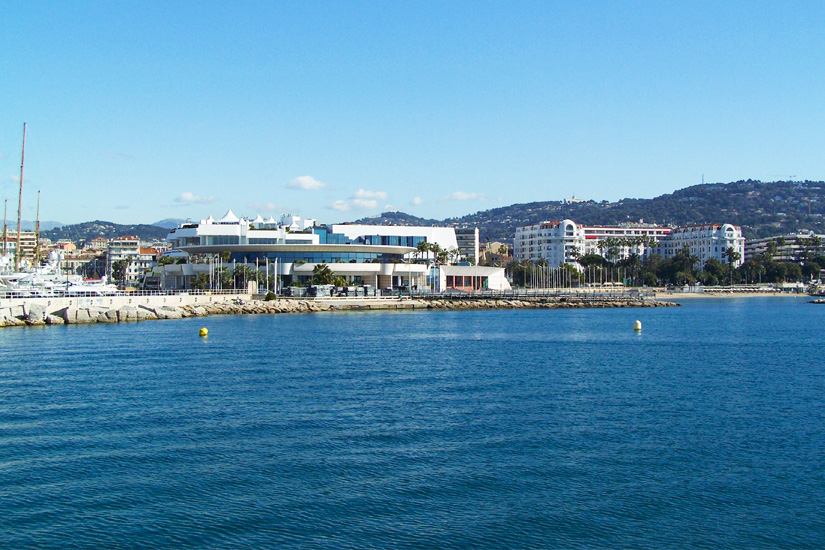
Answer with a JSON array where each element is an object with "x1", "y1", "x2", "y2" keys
[{"x1": 0, "y1": 294, "x2": 677, "y2": 328}]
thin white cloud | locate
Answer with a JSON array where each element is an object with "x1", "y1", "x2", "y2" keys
[
  {"x1": 329, "y1": 189, "x2": 388, "y2": 212},
  {"x1": 411, "y1": 197, "x2": 424, "y2": 206},
  {"x1": 352, "y1": 198, "x2": 378, "y2": 209},
  {"x1": 175, "y1": 192, "x2": 216, "y2": 204},
  {"x1": 286, "y1": 175, "x2": 327, "y2": 190},
  {"x1": 355, "y1": 189, "x2": 389, "y2": 200},
  {"x1": 248, "y1": 202, "x2": 277, "y2": 212},
  {"x1": 440, "y1": 191, "x2": 486, "y2": 202}
]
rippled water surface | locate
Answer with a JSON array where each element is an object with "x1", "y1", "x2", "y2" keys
[{"x1": 2, "y1": 297, "x2": 824, "y2": 549}]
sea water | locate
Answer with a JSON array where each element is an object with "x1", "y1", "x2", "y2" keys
[{"x1": 1, "y1": 297, "x2": 823, "y2": 549}]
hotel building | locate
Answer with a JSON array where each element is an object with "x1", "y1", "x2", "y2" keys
[
  {"x1": 515, "y1": 220, "x2": 671, "y2": 265},
  {"x1": 515, "y1": 220, "x2": 744, "y2": 268}
]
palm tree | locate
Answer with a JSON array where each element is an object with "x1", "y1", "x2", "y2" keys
[
  {"x1": 766, "y1": 240, "x2": 777, "y2": 259},
  {"x1": 725, "y1": 247, "x2": 741, "y2": 286},
  {"x1": 311, "y1": 263, "x2": 335, "y2": 285},
  {"x1": 416, "y1": 240, "x2": 431, "y2": 262}
]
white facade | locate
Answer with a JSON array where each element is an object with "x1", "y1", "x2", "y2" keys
[
  {"x1": 107, "y1": 236, "x2": 142, "y2": 282},
  {"x1": 330, "y1": 224, "x2": 460, "y2": 261},
  {"x1": 660, "y1": 224, "x2": 745, "y2": 267},
  {"x1": 515, "y1": 219, "x2": 742, "y2": 268},
  {"x1": 439, "y1": 265, "x2": 512, "y2": 291},
  {"x1": 514, "y1": 220, "x2": 584, "y2": 265},
  {"x1": 514, "y1": 220, "x2": 669, "y2": 265},
  {"x1": 168, "y1": 210, "x2": 319, "y2": 249},
  {"x1": 280, "y1": 214, "x2": 317, "y2": 231}
]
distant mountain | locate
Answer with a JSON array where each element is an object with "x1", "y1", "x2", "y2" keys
[
  {"x1": 348, "y1": 180, "x2": 825, "y2": 242},
  {"x1": 32, "y1": 180, "x2": 825, "y2": 245},
  {"x1": 152, "y1": 218, "x2": 187, "y2": 229},
  {"x1": 41, "y1": 221, "x2": 169, "y2": 242},
  {"x1": 7, "y1": 220, "x2": 65, "y2": 232}
]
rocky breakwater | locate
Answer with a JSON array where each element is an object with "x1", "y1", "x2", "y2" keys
[
  {"x1": 0, "y1": 296, "x2": 677, "y2": 328},
  {"x1": 421, "y1": 295, "x2": 679, "y2": 310},
  {"x1": 0, "y1": 299, "x2": 337, "y2": 328}
]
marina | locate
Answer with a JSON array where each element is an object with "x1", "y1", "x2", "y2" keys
[{"x1": 1, "y1": 297, "x2": 822, "y2": 549}]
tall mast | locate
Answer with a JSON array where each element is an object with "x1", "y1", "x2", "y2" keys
[
  {"x1": 16, "y1": 123, "x2": 26, "y2": 270},
  {"x1": 35, "y1": 190, "x2": 41, "y2": 265},
  {"x1": 2, "y1": 199, "x2": 7, "y2": 258}
]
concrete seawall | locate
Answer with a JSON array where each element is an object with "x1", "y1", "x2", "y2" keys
[{"x1": 1, "y1": 293, "x2": 677, "y2": 328}]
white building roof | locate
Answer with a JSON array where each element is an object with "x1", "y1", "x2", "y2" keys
[{"x1": 217, "y1": 209, "x2": 240, "y2": 224}]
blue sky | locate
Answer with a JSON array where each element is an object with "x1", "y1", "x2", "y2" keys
[{"x1": 2, "y1": 1, "x2": 824, "y2": 225}]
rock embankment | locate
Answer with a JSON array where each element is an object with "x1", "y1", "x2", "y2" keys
[
  {"x1": 0, "y1": 299, "x2": 336, "y2": 327},
  {"x1": 0, "y1": 296, "x2": 677, "y2": 328},
  {"x1": 420, "y1": 296, "x2": 678, "y2": 310}
]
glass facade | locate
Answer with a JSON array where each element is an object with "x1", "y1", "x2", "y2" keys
[
  {"x1": 206, "y1": 236, "x2": 240, "y2": 245},
  {"x1": 229, "y1": 251, "x2": 408, "y2": 264},
  {"x1": 359, "y1": 235, "x2": 426, "y2": 247}
]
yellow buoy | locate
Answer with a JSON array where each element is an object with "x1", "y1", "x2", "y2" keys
[
  {"x1": 633, "y1": 320, "x2": 642, "y2": 331},
  {"x1": 199, "y1": 327, "x2": 208, "y2": 337}
]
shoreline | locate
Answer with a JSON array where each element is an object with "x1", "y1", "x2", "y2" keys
[
  {"x1": 654, "y1": 291, "x2": 809, "y2": 300},
  {"x1": 1, "y1": 294, "x2": 679, "y2": 328}
]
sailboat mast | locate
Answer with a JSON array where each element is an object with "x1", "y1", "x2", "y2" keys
[
  {"x1": 35, "y1": 190, "x2": 41, "y2": 266},
  {"x1": 16, "y1": 122, "x2": 26, "y2": 270},
  {"x1": 2, "y1": 199, "x2": 7, "y2": 258}
]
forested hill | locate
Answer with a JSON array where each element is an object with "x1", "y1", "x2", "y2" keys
[
  {"x1": 42, "y1": 221, "x2": 169, "y2": 242},
  {"x1": 354, "y1": 180, "x2": 825, "y2": 242}
]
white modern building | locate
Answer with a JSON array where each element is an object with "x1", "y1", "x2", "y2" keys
[
  {"x1": 330, "y1": 224, "x2": 459, "y2": 256},
  {"x1": 162, "y1": 210, "x2": 507, "y2": 291}
]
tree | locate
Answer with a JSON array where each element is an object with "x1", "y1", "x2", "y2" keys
[
  {"x1": 190, "y1": 273, "x2": 208, "y2": 290},
  {"x1": 311, "y1": 263, "x2": 335, "y2": 285},
  {"x1": 416, "y1": 241, "x2": 431, "y2": 262},
  {"x1": 766, "y1": 240, "x2": 777, "y2": 259},
  {"x1": 725, "y1": 247, "x2": 742, "y2": 285},
  {"x1": 111, "y1": 259, "x2": 132, "y2": 284}
]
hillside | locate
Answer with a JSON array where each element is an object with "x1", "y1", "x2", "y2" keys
[
  {"x1": 349, "y1": 211, "x2": 442, "y2": 226},
  {"x1": 354, "y1": 180, "x2": 825, "y2": 242},
  {"x1": 41, "y1": 221, "x2": 169, "y2": 242}
]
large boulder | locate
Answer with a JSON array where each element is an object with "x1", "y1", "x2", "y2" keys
[
  {"x1": 97, "y1": 309, "x2": 119, "y2": 323},
  {"x1": 23, "y1": 303, "x2": 47, "y2": 324},
  {"x1": 117, "y1": 306, "x2": 139, "y2": 322},
  {"x1": 75, "y1": 308, "x2": 93, "y2": 324}
]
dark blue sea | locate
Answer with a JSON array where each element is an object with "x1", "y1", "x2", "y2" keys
[{"x1": 1, "y1": 297, "x2": 823, "y2": 549}]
